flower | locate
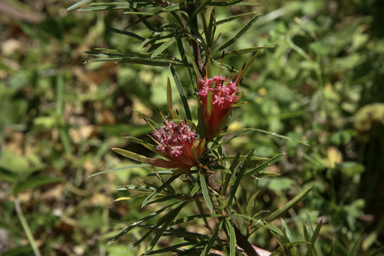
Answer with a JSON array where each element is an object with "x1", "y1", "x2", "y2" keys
[
  {"x1": 112, "y1": 113, "x2": 205, "y2": 177},
  {"x1": 198, "y1": 75, "x2": 243, "y2": 139},
  {"x1": 151, "y1": 119, "x2": 205, "y2": 168}
]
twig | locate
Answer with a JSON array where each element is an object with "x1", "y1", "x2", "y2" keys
[
  {"x1": 231, "y1": 217, "x2": 260, "y2": 256},
  {"x1": 187, "y1": 3, "x2": 203, "y2": 75}
]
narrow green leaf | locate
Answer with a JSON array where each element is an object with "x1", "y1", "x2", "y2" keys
[
  {"x1": 88, "y1": 164, "x2": 150, "y2": 177},
  {"x1": 267, "y1": 187, "x2": 312, "y2": 223},
  {"x1": 142, "y1": 174, "x2": 182, "y2": 207},
  {"x1": 127, "y1": 203, "x2": 185, "y2": 252},
  {"x1": 270, "y1": 231, "x2": 285, "y2": 253},
  {"x1": 144, "y1": 202, "x2": 186, "y2": 254},
  {"x1": 171, "y1": 214, "x2": 221, "y2": 226},
  {"x1": 225, "y1": 218, "x2": 236, "y2": 256},
  {"x1": 222, "y1": 151, "x2": 240, "y2": 194},
  {"x1": 66, "y1": 0, "x2": 92, "y2": 11},
  {"x1": 303, "y1": 225, "x2": 313, "y2": 256},
  {"x1": 176, "y1": 38, "x2": 195, "y2": 89},
  {"x1": 311, "y1": 219, "x2": 323, "y2": 255},
  {"x1": 217, "y1": 14, "x2": 260, "y2": 52},
  {"x1": 237, "y1": 153, "x2": 285, "y2": 183},
  {"x1": 106, "y1": 201, "x2": 180, "y2": 246},
  {"x1": 106, "y1": 27, "x2": 145, "y2": 41},
  {"x1": 281, "y1": 219, "x2": 294, "y2": 242},
  {"x1": 200, "y1": 219, "x2": 223, "y2": 256},
  {"x1": 209, "y1": 0, "x2": 258, "y2": 6},
  {"x1": 145, "y1": 242, "x2": 199, "y2": 255},
  {"x1": 214, "y1": 47, "x2": 274, "y2": 58},
  {"x1": 204, "y1": 128, "x2": 255, "y2": 155},
  {"x1": 186, "y1": 41, "x2": 202, "y2": 81},
  {"x1": 246, "y1": 190, "x2": 259, "y2": 217},
  {"x1": 368, "y1": 245, "x2": 384, "y2": 256},
  {"x1": 187, "y1": 0, "x2": 213, "y2": 26},
  {"x1": 252, "y1": 128, "x2": 310, "y2": 146},
  {"x1": 227, "y1": 149, "x2": 254, "y2": 207},
  {"x1": 348, "y1": 238, "x2": 361, "y2": 256},
  {"x1": 191, "y1": 181, "x2": 200, "y2": 196},
  {"x1": 216, "y1": 11, "x2": 259, "y2": 25},
  {"x1": 199, "y1": 171, "x2": 213, "y2": 212},
  {"x1": 306, "y1": 212, "x2": 323, "y2": 256},
  {"x1": 170, "y1": 64, "x2": 192, "y2": 120},
  {"x1": 151, "y1": 35, "x2": 179, "y2": 58}
]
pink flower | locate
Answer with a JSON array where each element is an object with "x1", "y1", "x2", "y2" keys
[
  {"x1": 113, "y1": 115, "x2": 206, "y2": 177},
  {"x1": 151, "y1": 120, "x2": 205, "y2": 169},
  {"x1": 198, "y1": 75, "x2": 242, "y2": 139}
]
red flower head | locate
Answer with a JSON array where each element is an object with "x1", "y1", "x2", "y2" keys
[
  {"x1": 198, "y1": 75, "x2": 244, "y2": 139},
  {"x1": 151, "y1": 119, "x2": 205, "y2": 169},
  {"x1": 112, "y1": 110, "x2": 206, "y2": 177}
]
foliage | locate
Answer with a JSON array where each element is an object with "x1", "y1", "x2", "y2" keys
[{"x1": 0, "y1": 0, "x2": 383, "y2": 255}]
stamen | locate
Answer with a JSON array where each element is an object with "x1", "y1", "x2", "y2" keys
[
  {"x1": 156, "y1": 106, "x2": 169, "y2": 126},
  {"x1": 143, "y1": 117, "x2": 160, "y2": 134}
]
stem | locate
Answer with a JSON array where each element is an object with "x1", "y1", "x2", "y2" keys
[
  {"x1": 187, "y1": 3, "x2": 203, "y2": 75},
  {"x1": 232, "y1": 219, "x2": 260, "y2": 256},
  {"x1": 15, "y1": 196, "x2": 42, "y2": 256}
]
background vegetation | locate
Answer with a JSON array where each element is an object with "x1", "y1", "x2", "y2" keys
[{"x1": 1, "y1": 0, "x2": 383, "y2": 255}]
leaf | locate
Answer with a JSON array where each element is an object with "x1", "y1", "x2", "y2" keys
[
  {"x1": 368, "y1": 245, "x2": 384, "y2": 256},
  {"x1": 225, "y1": 218, "x2": 237, "y2": 256},
  {"x1": 209, "y1": 0, "x2": 259, "y2": 6},
  {"x1": 170, "y1": 214, "x2": 221, "y2": 226},
  {"x1": 217, "y1": 13, "x2": 260, "y2": 52},
  {"x1": 112, "y1": 148, "x2": 184, "y2": 169},
  {"x1": 151, "y1": 34, "x2": 180, "y2": 58},
  {"x1": 228, "y1": 153, "x2": 285, "y2": 185},
  {"x1": 88, "y1": 164, "x2": 150, "y2": 177},
  {"x1": 267, "y1": 187, "x2": 312, "y2": 223},
  {"x1": 142, "y1": 173, "x2": 182, "y2": 207},
  {"x1": 170, "y1": 64, "x2": 192, "y2": 121},
  {"x1": 106, "y1": 27, "x2": 145, "y2": 41},
  {"x1": 222, "y1": 151, "x2": 240, "y2": 194},
  {"x1": 106, "y1": 201, "x2": 180, "y2": 246},
  {"x1": 311, "y1": 219, "x2": 323, "y2": 256},
  {"x1": 145, "y1": 242, "x2": 200, "y2": 255},
  {"x1": 127, "y1": 202, "x2": 185, "y2": 252},
  {"x1": 303, "y1": 225, "x2": 313, "y2": 256},
  {"x1": 114, "y1": 197, "x2": 132, "y2": 201},
  {"x1": 199, "y1": 171, "x2": 213, "y2": 212},
  {"x1": 221, "y1": 155, "x2": 269, "y2": 161},
  {"x1": 246, "y1": 190, "x2": 260, "y2": 217},
  {"x1": 13, "y1": 176, "x2": 62, "y2": 194},
  {"x1": 204, "y1": 128, "x2": 255, "y2": 155},
  {"x1": 144, "y1": 202, "x2": 186, "y2": 254},
  {"x1": 214, "y1": 47, "x2": 274, "y2": 58},
  {"x1": 227, "y1": 149, "x2": 254, "y2": 207},
  {"x1": 66, "y1": 0, "x2": 92, "y2": 11},
  {"x1": 187, "y1": 0, "x2": 213, "y2": 26},
  {"x1": 200, "y1": 219, "x2": 224, "y2": 256},
  {"x1": 216, "y1": 11, "x2": 259, "y2": 25},
  {"x1": 348, "y1": 238, "x2": 361, "y2": 256},
  {"x1": 281, "y1": 219, "x2": 294, "y2": 242}
]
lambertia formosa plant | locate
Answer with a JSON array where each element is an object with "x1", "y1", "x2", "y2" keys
[{"x1": 67, "y1": 0, "x2": 324, "y2": 255}]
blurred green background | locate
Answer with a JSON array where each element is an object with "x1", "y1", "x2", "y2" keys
[{"x1": 1, "y1": 0, "x2": 383, "y2": 255}]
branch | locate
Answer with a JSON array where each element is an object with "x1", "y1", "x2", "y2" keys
[
  {"x1": 187, "y1": 2, "x2": 203, "y2": 76},
  {"x1": 232, "y1": 218, "x2": 260, "y2": 256}
]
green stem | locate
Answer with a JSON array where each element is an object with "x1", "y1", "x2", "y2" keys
[{"x1": 15, "y1": 196, "x2": 42, "y2": 256}]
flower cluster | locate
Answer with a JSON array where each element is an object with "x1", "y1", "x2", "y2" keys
[
  {"x1": 152, "y1": 120, "x2": 203, "y2": 168},
  {"x1": 198, "y1": 75, "x2": 241, "y2": 139}
]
